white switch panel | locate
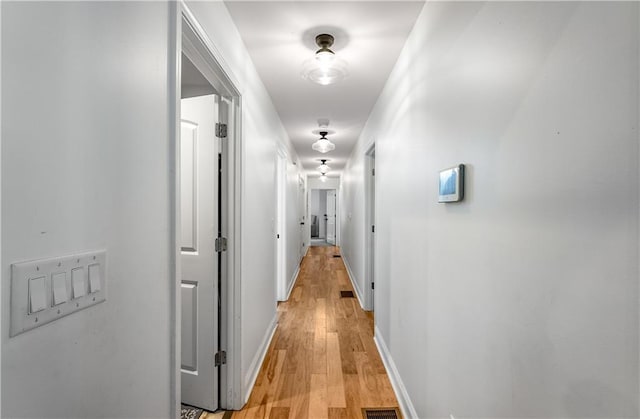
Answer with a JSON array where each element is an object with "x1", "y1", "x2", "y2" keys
[{"x1": 11, "y1": 250, "x2": 106, "y2": 337}]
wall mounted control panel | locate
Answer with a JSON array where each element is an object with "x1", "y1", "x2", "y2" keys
[{"x1": 11, "y1": 250, "x2": 106, "y2": 337}]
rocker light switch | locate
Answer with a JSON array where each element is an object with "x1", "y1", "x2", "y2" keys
[
  {"x1": 52, "y1": 272, "x2": 67, "y2": 306},
  {"x1": 71, "y1": 268, "x2": 85, "y2": 299},
  {"x1": 88, "y1": 264, "x2": 101, "y2": 293},
  {"x1": 29, "y1": 276, "x2": 47, "y2": 314}
]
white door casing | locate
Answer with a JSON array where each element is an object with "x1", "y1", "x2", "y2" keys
[
  {"x1": 299, "y1": 177, "x2": 306, "y2": 257},
  {"x1": 326, "y1": 189, "x2": 336, "y2": 245},
  {"x1": 180, "y1": 94, "x2": 219, "y2": 411},
  {"x1": 276, "y1": 151, "x2": 287, "y2": 301}
]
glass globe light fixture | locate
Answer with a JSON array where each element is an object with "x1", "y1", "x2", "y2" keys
[
  {"x1": 301, "y1": 34, "x2": 348, "y2": 86},
  {"x1": 312, "y1": 132, "x2": 335, "y2": 154},
  {"x1": 319, "y1": 175, "x2": 328, "y2": 182},
  {"x1": 317, "y1": 159, "x2": 331, "y2": 175}
]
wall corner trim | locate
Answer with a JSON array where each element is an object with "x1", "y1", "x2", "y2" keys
[
  {"x1": 242, "y1": 314, "x2": 278, "y2": 405},
  {"x1": 341, "y1": 254, "x2": 365, "y2": 309},
  {"x1": 285, "y1": 264, "x2": 300, "y2": 301},
  {"x1": 374, "y1": 327, "x2": 419, "y2": 419}
]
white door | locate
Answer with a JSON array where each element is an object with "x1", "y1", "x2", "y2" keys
[
  {"x1": 299, "y1": 178, "x2": 306, "y2": 257},
  {"x1": 180, "y1": 94, "x2": 219, "y2": 411},
  {"x1": 326, "y1": 190, "x2": 336, "y2": 245}
]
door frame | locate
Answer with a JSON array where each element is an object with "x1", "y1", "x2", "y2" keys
[
  {"x1": 364, "y1": 143, "x2": 375, "y2": 311},
  {"x1": 169, "y1": 2, "x2": 243, "y2": 415},
  {"x1": 307, "y1": 186, "x2": 340, "y2": 247}
]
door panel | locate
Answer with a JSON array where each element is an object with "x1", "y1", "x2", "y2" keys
[
  {"x1": 181, "y1": 282, "x2": 198, "y2": 371},
  {"x1": 180, "y1": 94, "x2": 219, "y2": 411},
  {"x1": 181, "y1": 122, "x2": 198, "y2": 252}
]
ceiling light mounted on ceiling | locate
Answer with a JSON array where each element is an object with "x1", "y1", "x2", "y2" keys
[
  {"x1": 302, "y1": 34, "x2": 348, "y2": 86},
  {"x1": 319, "y1": 175, "x2": 328, "y2": 183},
  {"x1": 312, "y1": 131, "x2": 336, "y2": 153},
  {"x1": 317, "y1": 159, "x2": 331, "y2": 175}
]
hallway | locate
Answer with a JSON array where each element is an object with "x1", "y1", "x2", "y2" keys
[{"x1": 233, "y1": 246, "x2": 399, "y2": 418}]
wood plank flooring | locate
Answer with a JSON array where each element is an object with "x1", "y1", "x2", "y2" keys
[{"x1": 231, "y1": 246, "x2": 400, "y2": 419}]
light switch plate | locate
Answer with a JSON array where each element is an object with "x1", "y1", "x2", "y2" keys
[{"x1": 11, "y1": 250, "x2": 106, "y2": 337}]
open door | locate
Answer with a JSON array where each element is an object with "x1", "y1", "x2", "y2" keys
[
  {"x1": 180, "y1": 90, "x2": 221, "y2": 410},
  {"x1": 326, "y1": 190, "x2": 336, "y2": 245}
]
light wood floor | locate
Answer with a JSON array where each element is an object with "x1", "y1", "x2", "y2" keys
[{"x1": 231, "y1": 246, "x2": 400, "y2": 419}]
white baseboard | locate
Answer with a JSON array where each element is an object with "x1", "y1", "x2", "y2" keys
[
  {"x1": 285, "y1": 264, "x2": 300, "y2": 301},
  {"x1": 340, "y1": 254, "x2": 365, "y2": 310},
  {"x1": 243, "y1": 315, "x2": 278, "y2": 404},
  {"x1": 374, "y1": 327, "x2": 418, "y2": 419}
]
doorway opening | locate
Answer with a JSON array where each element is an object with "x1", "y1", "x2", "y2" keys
[
  {"x1": 170, "y1": 3, "x2": 243, "y2": 415},
  {"x1": 364, "y1": 145, "x2": 375, "y2": 311},
  {"x1": 310, "y1": 188, "x2": 338, "y2": 247}
]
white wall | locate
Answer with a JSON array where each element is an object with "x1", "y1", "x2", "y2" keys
[
  {"x1": 1, "y1": 2, "x2": 303, "y2": 416},
  {"x1": 341, "y1": 2, "x2": 639, "y2": 418},
  {"x1": 185, "y1": 1, "x2": 302, "y2": 402},
  {"x1": 2, "y1": 2, "x2": 172, "y2": 418}
]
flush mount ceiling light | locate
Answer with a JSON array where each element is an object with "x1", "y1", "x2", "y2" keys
[
  {"x1": 317, "y1": 159, "x2": 331, "y2": 175},
  {"x1": 312, "y1": 131, "x2": 336, "y2": 154},
  {"x1": 301, "y1": 34, "x2": 348, "y2": 86},
  {"x1": 319, "y1": 175, "x2": 328, "y2": 183}
]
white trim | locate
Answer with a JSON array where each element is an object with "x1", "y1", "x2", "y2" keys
[
  {"x1": 285, "y1": 264, "x2": 300, "y2": 301},
  {"x1": 364, "y1": 143, "x2": 376, "y2": 311},
  {"x1": 341, "y1": 254, "x2": 365, "y2": 310},
  {"x1": 275, "y1": 149, "x2": 287, "y2": 302},
  {"x1": 0, "y1": 0, "x2": 4, "y2": 413},
  {"x1": 168, "y1": 3, "x2": 181, "y2": 417},
  {"x1": 374, "y1": 327, "x2": 418, "y2": 419},
  {"x1": 243, "y1": 314, "x2": 278, "y2": 404},
  {"x1": 180, "y1": 1, "x2": 241, "y2": 96},
  {"x1": 175, "y1": 2, "x2": 244, "y2": 411}
]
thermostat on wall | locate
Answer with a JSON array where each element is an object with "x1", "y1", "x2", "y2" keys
[{"x1": 438, "y1": 164, "x2": 465, "y2": 203}]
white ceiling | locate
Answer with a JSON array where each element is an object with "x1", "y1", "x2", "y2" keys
[{"x1": 224, "y1": 1, "x2": 425, "y2": 174}]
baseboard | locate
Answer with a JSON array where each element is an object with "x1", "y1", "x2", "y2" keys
[
  {"x1": 374, "y1": 327, "x2": 418, "y2": 419},
  {"x1": 243, "y1": 314, "x2": 278, "y2": 404},
  {"x1": 341, "y1": 254, "x2": 365, "y2": 310},
  {"x1": 285, "y1": 264, "x2": 300, "y2": 301}
]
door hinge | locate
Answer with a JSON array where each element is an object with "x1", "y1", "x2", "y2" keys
[
  {"x1": 215, "y1": 237, "x2": 227, "y2": 252},
  {"x1": 215, "y1": 350, "x2": 227, "y2": 367},
  {"x1": 215, "y1": 123, "x2": 227, "y2": 139},
  {"x1": 371, "y1": 282, "x2": 375, "y2": 290},
  {"x1": 372, "y1": 225, "x2": 375, "y2": 233},
  {"x1": 372, "y1": 168, "x2": 375, "y2": 176}
]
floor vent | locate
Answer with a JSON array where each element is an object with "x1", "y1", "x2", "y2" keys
[
  {"x1": 340, "y1": 290, "x2": 355, "y2": 298},
  {"x1": 362, "y1": 408, "x2": 401, "y2": 419},
  {"x1": 333, "y1": 254, "x2": 341, "y2": 258}
]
